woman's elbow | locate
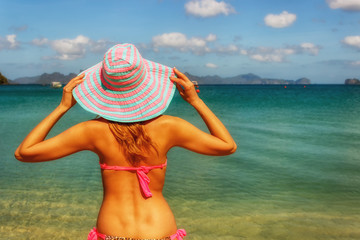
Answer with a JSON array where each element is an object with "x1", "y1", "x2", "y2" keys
[
  {"x1": 226, "y1": 142, "x2": 237, "y2": 155},
  {"x1": 14, "y1": 148, "x2": 34, "y2": 162},
  {"x1": 14, "y1": 151, "x2": 25, "y2": 162},
  {"x1": 216, "y1": 142, "x2": 237, "y2": 156},
  {"x1": 229, "y1": 142, "x2": 237, "y2": 154}
]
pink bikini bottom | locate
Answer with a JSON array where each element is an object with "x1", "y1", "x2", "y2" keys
[{"x1": 88, "y1": 228, "x2": 186, "y2": 240}]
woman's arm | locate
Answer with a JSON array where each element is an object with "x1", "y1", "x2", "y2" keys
[
  {"x1": 169, "y1": 68, "x2": 237, "y2": 156},
  {"x1": 14, "y1": 74, "x2": 88, "y2": 162}
]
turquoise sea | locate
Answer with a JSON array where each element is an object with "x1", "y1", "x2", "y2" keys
[{"x1": 0, "y1": 84, "x2": 359, "y2": 239}]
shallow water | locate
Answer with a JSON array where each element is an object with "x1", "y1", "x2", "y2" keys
[{"x1": 1, "y1": 84, "x2": 359, "y2": 239}]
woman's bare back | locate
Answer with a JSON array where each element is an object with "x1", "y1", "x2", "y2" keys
[{"x1": 90, "y1": 116, "x2": 178, "y2": 238}]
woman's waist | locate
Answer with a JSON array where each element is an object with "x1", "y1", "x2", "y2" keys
[
  {"x1": 99, "y1": 195, "x2": 174, "y2": 219},
  {"x1": 97, "y1": 198, "x2": 177, "y2": 238}
]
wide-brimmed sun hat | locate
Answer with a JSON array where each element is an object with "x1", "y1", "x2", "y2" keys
[{"x1": 72, "y1": 43, "x2": 175, "y2": 122}]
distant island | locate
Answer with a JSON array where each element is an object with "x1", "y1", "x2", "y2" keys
[
  {"x1": 184, "y1": 72, "x2": 311, "y2": 85},
  {"x1": 6, "y1": 71, "x2": 311, "y2": 85},
  {"x1": 345, "y1": 78, "x2": 360, "y2": 85},
  {"x1": 10, "y1": 72, "x2": 77, "y2": 85},
  {"x1": 0, "y1": 72, "x2": 9, "y2": 85}
]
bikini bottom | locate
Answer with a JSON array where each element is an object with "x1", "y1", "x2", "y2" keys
[{"x1": 87, "y1": 228, "x2": 186, "y2": 240}]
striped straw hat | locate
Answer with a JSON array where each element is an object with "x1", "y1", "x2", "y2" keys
[{"x1": 72, "y1": 43, "x2": 175, "y2": 122}]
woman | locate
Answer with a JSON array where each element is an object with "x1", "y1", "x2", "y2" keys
[{"x1": 15, "y1": 43, "x2": 236, "y2": 240}]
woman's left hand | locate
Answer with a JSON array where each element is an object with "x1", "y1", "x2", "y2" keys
[{"x1": 59, "y1": 74, "x2": 85, "y2": 110}]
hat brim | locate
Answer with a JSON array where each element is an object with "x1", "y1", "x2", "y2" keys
[{"x1": 72, "y1": 59, "x2": 175, "y2": 123}]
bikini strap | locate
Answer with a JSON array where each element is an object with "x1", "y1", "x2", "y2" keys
[
  {"x1": 88, "y1": 227, "x2": 186, "y2": 240},
  {"x1": 99, "y1": 160, "x2": 167, "y2": 198},
  {"x1": 88, "y1": 227, "x2": 106, "y2": 240},
  {"x1": 99, "y1": 160, "x2": 167, "y2": 171},
  {"x1": 170, "y1": 229, "x2": 187, "y2": 240}
]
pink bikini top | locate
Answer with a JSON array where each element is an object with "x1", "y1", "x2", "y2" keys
[{"x1": 99, "y1": 160, "x2": 167, "y2": 198}]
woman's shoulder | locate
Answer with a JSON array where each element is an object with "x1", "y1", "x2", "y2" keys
[
  {"x1": 147, "y1": 115, "x2": 196, "y2": 138},
  {"x1": 156, "y1": 114, "x2": 180, "y2": 122},
  {"x1": 73, "y1": 118, "x2": 110, "y2": 138},
  {"x1": 79, "y1": 117, "x2": 109, "y2": 128},
  {"x1": 150, "y1": 115, "x2": 187, "y2": 127}
]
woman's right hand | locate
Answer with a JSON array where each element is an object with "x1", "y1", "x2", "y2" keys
[
  {"x1": 170, "y1": 68, "x2": 201, "y2": 106},
  {"x1": 169, "y1": 67, "x2": 237, "y2": 156},
  {"x1": 59, "y1": 73, "x2": 85, "y2": 110}
]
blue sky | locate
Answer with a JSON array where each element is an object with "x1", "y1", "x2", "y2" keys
[{"x1": 0, "y1": 0, "x2": 359, "y2": 83}]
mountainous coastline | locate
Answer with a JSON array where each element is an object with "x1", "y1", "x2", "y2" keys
[
  {"x1": 344, "y1": 78, "x2": 360, "y2": 85},
  {"x1": 184, "y1": 72, "x2": 311, "y2": 85},
  {"x1": 0, "y1": 72, "x2": 9, "y2": 85},
  {"x1": 10, "y1": 72, "x2": 77, "y2": 85},
  {"x1": 8, "y1": 72, "x2": 312, "y2": 85}
]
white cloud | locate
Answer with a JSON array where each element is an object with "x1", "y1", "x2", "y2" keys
[
  {"x1": 0, "y1": 34, "x2": 19, "y2": 50},
  {"x1": 32, "y1": 35, "x2": 112, "y2": 60},
  {"x1": 32, "y1": 38, "x2": 49, "y2": 46},
  {"x1": 152, "y1": 32, "x2": 216, "y2": 55},
  {"x1": 152, "y1": 32, "x2": 243, "y2": 56},
  {"x1": 241, "y1": 43, "x2": 320, "y2": 63},
  {"x1": 89, "y1": 39, "x2": 112, "y2": 53},
  {"x1": 326, "y1": 0, "x2": 360, "y2": 11},
  {"x1": 241, "y1": 47, "x2": 295, "y2": 62},
  {"x1": 151, "y1": 32, "x2": 320, "y2": 63},
  {"x1": 300, "y1": 43, "x2": 320, "y2": 55},
  {"x1": 51, "y1": 35, "x2": 90, "y2": 60},
  {"x1": 206, "y1": 33, "x2": 217, "y2": 42},
  {"x1": 6, "y1": 35, "x2": 19, "y2": 49},
  {"x1": 264, "y1": 11, "x2": 297, "y2": 28},
  {"x1": 343, "y1": 35, "x2": 360, "y2": 48},
  {"x1": 213, "y1": 44, "x2": 240, "y2": 54},
  {"x1": 205, "y1": 63, "x2": 218, "y2": 68},
  {"x1": 250, "y1": 54, "x2": 282, "y2": 62},
  {"x1": 185, "y1": 0, "x2": 236, "y2": 18}
]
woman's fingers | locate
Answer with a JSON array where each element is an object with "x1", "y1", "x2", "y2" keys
[
  {"x1": 172, "y1": 68, "x2": 194, "y2": 90},
  {"x1": 60, "y1": 74, "x2": 85, "y2": 109},
  {"x1": 173, "y1": 67, "x2": 188, "y2": 81},
  {"x1": 175, "y1": 83, "x2": 185, "y2": 96},
  {"x1": 170, "y1": 77, "x2": 185, "y2": 94},
  {"x1": 171, "y1": 67, "x2": 200, "y2": 105},
  {"x1": 173, "y1": 68, "x2": 192, "y2": 86},
  {"x1": 170, "y1": 75, "x2": 184, "y2": 89},
  {"x1": 64, "y1": 74, "x2": 85, "y2": 91}
]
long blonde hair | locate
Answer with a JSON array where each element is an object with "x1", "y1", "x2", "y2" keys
[{"x1": 108, "y1": 121, "x2": 157, "y2": 165}]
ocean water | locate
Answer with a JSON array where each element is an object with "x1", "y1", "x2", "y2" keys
[{"x1": 0, "y1": 84, "x2": 359, "y2": 240}]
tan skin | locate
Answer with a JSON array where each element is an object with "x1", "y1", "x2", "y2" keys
[{"x1": 15, "y1": 68, "x2": 236, "y2": 239}]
